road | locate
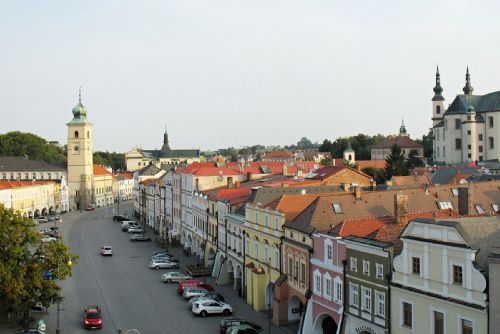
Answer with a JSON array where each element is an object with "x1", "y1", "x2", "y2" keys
[{"x1": 31, "y1": 203, "x2": 294, "y2": 334}]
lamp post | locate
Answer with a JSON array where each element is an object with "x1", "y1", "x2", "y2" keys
[{"x1": 56, "y1": 254, "x2": 72, "y2": 334}]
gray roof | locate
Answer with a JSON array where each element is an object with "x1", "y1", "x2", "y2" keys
[
  {"x1": 252, "y1": 185, "x2": 343, "y2": 207},
  {"x1": 137, "y1": 164, "x2": 161, "y2": 176},
  {"x1": 0, "y1": 156, "x2": 66, "y2": 172},
  {"x1": 343, "y1": 235, "x2": 393, "y2": 249},
  {"x1": 445, "y1": 92, "x2": 500, "y2": 115},
  {"x1": 430, "y1": 168, "x2": 480, "y2": 185},
  {"x1": 143, "y1": 149, "x2": 200, "y2": 159}
]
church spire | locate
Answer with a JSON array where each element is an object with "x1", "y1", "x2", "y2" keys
[
  {"x1": 463, "y1": 66, "x2": 473, "y2": 95},
  {"x1": 160, "y1": 126, "x2": 171, "y2": 157},
  {"x1": 79, "y1": 86, "x2": 82, "y2": 104},
  {"x1": 432, "y1": 66, "x2": 444, "y2": 101},
  {"x1": 399, "y1": 119, "x2": 408, "y2": 136}
]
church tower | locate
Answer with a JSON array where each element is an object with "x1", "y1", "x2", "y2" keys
[
  {"x1": 66, "y1": 89, "x2": 94, "y2": 210},
  {"x1": 432, "y1": 66, "x2": 445, "y2": 126},
  {"x1": 343, "y1": 141, "x2": 355, "y2": 164}
]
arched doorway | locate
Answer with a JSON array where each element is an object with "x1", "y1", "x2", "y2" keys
[
  {"x1": 265, "y1": 282, "x2": 275, "y2": 311},
  {"x1": 34, "y1": 209, "x2": 41, "y2": 218},
  {"x1": 49, "y1": 206, "x2": 55, "y2": 215},
  {"x1": 226, "y1": 259, "x2": 234, "y2": 284},
  {"x1": 41, "y1": 208, "x2": 48, "y2": 216},
  {"x1": 235, "y1": 265, "x2": 243, "y2": 297},
  {"x1": 207, "y1": 248, "x2": 216, "y2": 269},
  {"x1": 313, "y1": 313, "x2": 338, "y2": 334},
  {"x1": 186, "y1": 234, "x2": 192, "y2": 252},
  {"x1": 288, "y1": 295, "x2": 302, "y2": 322}
]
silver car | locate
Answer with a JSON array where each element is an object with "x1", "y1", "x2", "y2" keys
[
  {"x1": 149, "y1": 259, "x2": 178, "y2": 270},
  {"x1": 161, "y1": 272, "x2": 192, "y2": 283},
  {"x1": 183, "y1": 287, "x2": 208, "y2": 300}
]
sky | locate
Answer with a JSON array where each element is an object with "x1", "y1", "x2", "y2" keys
[{"x1": 1, "y1": 0, "x2": 500, "y2": 153}]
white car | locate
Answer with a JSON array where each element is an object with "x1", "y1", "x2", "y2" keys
[
  {"x1": 191, "y1": 300, "x2": 232, "y2": 317},
  {"x1": 161, "y1": 272, "x2": 192, "y2": 283},
  {"x1": 41, "y1": 236, "x2": 57, "y2": 243},
  {"x1": 149, "y1": 259, "x2": 178, "y2": 270},
  {"x1": 101, "y1": 246, "x2": 113, "y2": 256}
]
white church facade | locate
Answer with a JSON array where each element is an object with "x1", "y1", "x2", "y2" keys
[{"x1": 432, "y1": 67, "x2": 499, "y2": 164}]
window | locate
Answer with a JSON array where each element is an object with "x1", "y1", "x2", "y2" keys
[
  {"x1": 333, "y1": 203, "x2": 343, "y2": 214},
  {"x1": 325, "y1": 241, "x2": 333, "y2": 262},
  {"x1": 334, "y1": 280, "x2": 343, "y2": 303},
  {"x1": 455, "y1": 138, "x2": 462, "y2": 150},
  {"x1": 468, "y1": 153, "x2": 472, "y2": 159},
  {"x1": 455, "y1": 119, "x2": 461, "y2": 129},
  {"x1": 350, "y1": 284, "x2": 359, "y2": 307},
  {"x1": 493, "y1": 203, "x2": 499, "y2": 213},
  {"x1": 324, "y1": 276, "x2": 332, "y2": 298},
  {"x1": 301, "y1": 262, "x2": 306, "y2": 283},
  {"x1": 489, "y1": 137, "x2": 495, "y2": 149},
  {"x1": 452, "y1": 188, "x2": 459, "y2": 197},
  {"x1": 363, "y1": 260, "x2": 370, "y2": 275},
  {"x1": 24, "y1": 173, "x2": 29, "y2": 179},
  {"x1": 245, "y1": 238, "x2": 249, "y2": 255},
  {"x1": 350, "y1": 257, "x2": 358, "y2": 272},
  {"x1": 433, "y1": 311, "x2": 444, "y2": 334},
  {"x1": 255, "y1": 211, "x2": 259, "y2": 224},
  {"x1": 254, "y1": 241, "x2": 259, "y2": 259},
  {"x1": 478, "y1": 134, "x2": 483, "y2": 141},
  {"x1": 461, "y1": 319, "x2": 473, "y2": 334},
  {"x1": 74, "y1": 130, "x2": 79, "y2": 138},
  {"x1": 294, "y1": 260, "x2": 299, "y2": 279},
  {"x1": 362, "y1": 287, "x2": 372, "y2": 312},
  {"x1": 467, "y1": 130, "x2": 471, "y2": 135},
  {"x1": 467, "y1": 144, "x2": 471, "y2": 149},
  {"x1": 479, "y1": 145, "x2": 483, "y2": 153},
  {"x1": 402, "y1": 302, "x2": 413, "y2": 328},
  {"x1": 263, "y1": 245, "x2": 268, "y2": 262},
  {"x1": 436, "y1": 105, "x2": 441, "y2": 114},
  {"x1": 436, "y1": 129, "x2": 440, "y2": 141},
  {"x1": 438, "y1": 201, "x2": 453, "y2": 210},
  {"x1": 32, "y1": 173, "x2": 36, "y2": 179},
  {"x1": 375, "y1": 291, "x2": 385, "y2": 318},
  {"x1": 274, "y1": 216, "x2": 279, "y2": 230},
  {"x1": 412, "y1": 257, "x2": 421, "y2": 275},
  {"x1": 314, "y1": 271, "x2": 321, "y2": 295},
  {"x1": 489, "y1": 116, "x2": 494, "y2": 128},
  {"x1": 437, "y1": 146, "x2": 440, "y2": 157},
  {"x1": 265, "y1": 215, "x2": 269, "y2": 228},
  {"x1": 288, "y1": 257, "x2": 293, "y2": 276},
  {"x1": 453, "y1": 265, "x2": 463, "y2": 285},
  {"x1": 376, "y1": 263, "x2": 384, "y2": 279},
  {"x1": 475, "y1": 204, "x2": 485, "y2": 215},
  {"x1": 443, "y1": 146, "x2": 446, "y2": 157},
  {"x1": 274, "y1": 248, "x2": 279, "y2": 267}
]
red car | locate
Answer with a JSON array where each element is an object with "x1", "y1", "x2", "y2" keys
[{"x1": 83, "y1": 305, "x2": 102, "y2": 329}]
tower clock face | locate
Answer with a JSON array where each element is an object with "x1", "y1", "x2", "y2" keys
[{"x1": 74, "y1": 145, "x2": 79, "y2": 152}]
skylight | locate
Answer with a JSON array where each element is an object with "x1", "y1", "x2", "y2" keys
[
  {"x1": 438, "y1": 201, "x2": 453, "y2": 210},
  {"x1": 333, "y1": 203, "x2": 343, "y2": 214}
]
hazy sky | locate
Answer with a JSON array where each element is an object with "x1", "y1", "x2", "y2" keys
[{"x1": 1, "y1": 0, "x2": 500, "y2": 153}]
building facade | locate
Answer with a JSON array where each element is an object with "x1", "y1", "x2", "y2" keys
[{"x1": 432, "y1": 67, "x2": 500, "y2": 164}]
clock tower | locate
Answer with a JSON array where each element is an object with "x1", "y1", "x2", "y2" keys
[{"x1": 66, "y1": 89, "x2": 94, "y2": 210}]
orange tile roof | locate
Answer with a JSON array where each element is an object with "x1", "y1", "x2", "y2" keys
[
  {"x1": 357, "y1": 160, "x2": 387, "y2": 170},
  {"x1": 210, "y1": 188, "x2": 252, "y2": 205},
  {"x1": 260, "y1": 194, "x2": 320, "y2": 221},
  {"x1": 93, "y1": 164, "x2": 111, "y2": 175},
  {"x1": 191, "y1": 167, "x2": 242, "y2": 177},
  {"x1": 263, "y1": 150, "x2": 295, "y2": 158},
  {"x1": 139, "y1": 178, "x2": 157, "y2": 185},
  {"x1": 117, "y1": 172, "x2": 134, "y2": 180},
  {"x1": 0, "y1": 180, "x2": 55, "y2": 189}
]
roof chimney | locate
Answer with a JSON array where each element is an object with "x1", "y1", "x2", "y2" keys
[
  {"x1": 282, "y1": 163, "x2": 288, "y2": 176},
  {"x1": 458, "y1": 187, "x2": 473, "y2": 216},
  {"x1": 227, "y1": 176, "x2": 234, "y2": 189},
  {"x1": 247, "y1": 172, "x2": 253, "y2": 181},
  {"x1": 394, "y1": 193, "x2": 409, "y2": 224},
  {"x1": 234, "y1": 181, "x2": 240, "y2": 189},
  {"x1": 342, "y1": 183, "x2": 350, "y2": 192},
  {"x1": 370, "y1": 180, "x2": 376, "y2": 191}
]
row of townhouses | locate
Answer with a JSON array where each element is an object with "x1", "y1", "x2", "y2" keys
[{"x1": 133, "y1": 159, "x2": 499, "y2": 333}]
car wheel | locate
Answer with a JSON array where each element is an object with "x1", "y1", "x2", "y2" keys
[
  {"x1": 200, "y1": 310, "x2": 207, "y2": 317},
  {"x1": 155, "y1": 266, "x2": 160, "y2": 270},
  {"x1": 172, "y1": 265, "x2": 177, "y2": 269},
  {"x1": 167, "y1": 279, "x2": 172, "y2": 283},
  {"x1": 223, "y1": 309, "x2": 231, "y2": 316}
]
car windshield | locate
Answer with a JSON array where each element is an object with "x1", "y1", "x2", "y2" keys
[{"x1": 86, "y1": 312, "x2": 101, "y2": 319}]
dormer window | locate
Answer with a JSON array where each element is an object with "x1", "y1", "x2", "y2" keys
[{"x1": 333, "y1": 203, "x2": 343, "y2": 214}]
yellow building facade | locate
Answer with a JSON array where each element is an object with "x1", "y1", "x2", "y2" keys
[{"x1": 244, "y1": 203, "x2": 284, "y2": 312}]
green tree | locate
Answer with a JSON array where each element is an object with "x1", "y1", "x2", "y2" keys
[
  {"x1": 318, "y1": 134, "x2": 385, "y2": 160},
  {"x1": 93, "y1": 151, "x2": 125, "y2": 171},
  {"x1": 0, "y1": 205, "x2": 77, "y2": 325},
  {"x1": 406, "y1": 149, "x2": 425, "y2": 170},
  {"x1": 319, "y1": 157, "x2": 333, "y2": 166},
  {"x1": 418, "y1": 128, "x2": 434, "y2": 159},
  {"x1": 362, "y1": 167, "x2": 386, "y2": 184},
  {"x1": 385, "y1": 144, "x2": 408, "y2": 179},
  {"x1": 0, "y1": 132, "x2": 66, "y2": 164}
]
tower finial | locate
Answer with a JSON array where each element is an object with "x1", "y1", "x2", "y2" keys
[
  {"x1": 79, "y1": 86, "x2": 82, "y2": 104},
  {"x1": 399, "y1": 119, "x2": 408, "y2": 136},
  {"x1": 463, "y1": 66, "x2": 473, "y2": 95},
  {"x1": 432, "y1": 65, "x2": 444, "y2": 101}
]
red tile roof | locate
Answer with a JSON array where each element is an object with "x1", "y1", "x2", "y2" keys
[
  {"x1": 0, "y1": 180, "x2": 55, "y2": 189},
  {"x1": 139, "y1": 178, "x2": 157, "y2": 185},
  {"x1": 210, "y1": 188, "x2": 252, "y2": 205},
  {"x1": 93, "y1": 164, "x2": 111, "y2": 175},
  {"x1": 191, "y1": 167, "x2": 242, "y2": 177},
  {"x1": 262, "y1": 150, "x2": 295, "y2": 158}
]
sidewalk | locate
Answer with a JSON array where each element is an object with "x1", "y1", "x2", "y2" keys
[{"x1": 163, "y1": 244, "x2": 298, "y2": 334}]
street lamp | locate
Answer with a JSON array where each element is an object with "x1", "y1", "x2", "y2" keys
[{"x1": 56, "y1": 255, "x2": 72, "y2": 334}]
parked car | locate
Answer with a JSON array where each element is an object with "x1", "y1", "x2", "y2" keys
[
  {"x1": 129, "y1": 235, "x2": 151, "y2": 242},
  {"x1": 192, "y1": 300, "x2": 232, "y2": 317},
  {"x1": 37, "y1": 218, "x2": 48, "y2": 224},
  {"x1": 177, "y1": 279, "x2": 214, "y2": 295},
  {"x1": 151, "y1": 254, "x2": 179, "y2": 263},
  {"x1": 161, "y1": 272, "x2": 192, "y2": 283},
  {"x1": 41, "y1": 236, "x2": 57, "y2": 243},
  {"x1": 149, "y1": 259, "x2": 178, "y2": 270},
  {"x1": 121, "y1": 221, "x2": 139, "y2": 231},
  {"x1": 152, "y1": 250, "x2": 174, "y2": 257},
  {"x1": 226, "y1": 324, "x2": 264, "y2": 334},
  {"x1": 128, "y1": 227, "x2": 145, "y2": 234},
  {"x1": 100, "y1": 246, "x2": 113, "y2": 256},
  {"x1": 183, "y1": 287, "x2": 209, "y2": 300},
  {"x1": 188, "y1": 292, "x2": 224, "y2": 307},
  {"x1": 83, "y1": 305, "x2": 102, "y2": 329},
  {"x1": 113, "y1": 215, "x2": 128, "y2": 221},
  {"x1": 220, "y1": 318, "x2": 263, "y2": 334},
  {"x1": 15, "y1": 329, "x2": 44, "y2": 334},
  {"x1": 86, "y1": 204, "x2": 96, "y2": 211}
]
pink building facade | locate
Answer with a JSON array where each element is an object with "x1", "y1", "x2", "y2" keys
[{"x1": 303, "y1": 232, "x2": 345, "y2": 334}]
